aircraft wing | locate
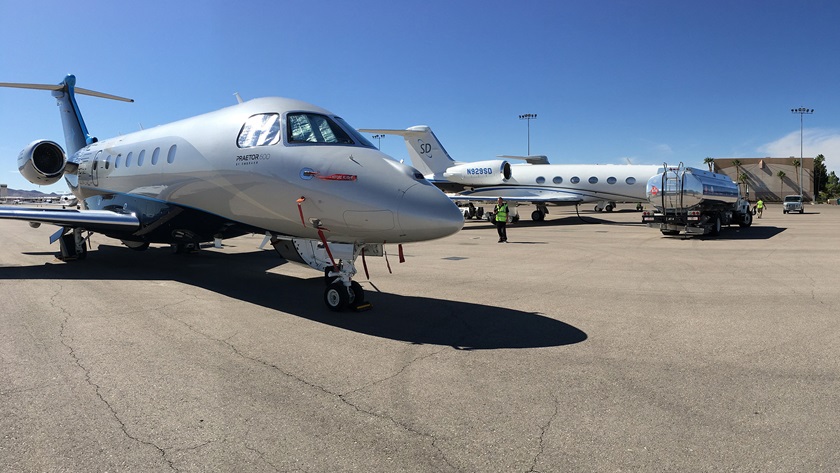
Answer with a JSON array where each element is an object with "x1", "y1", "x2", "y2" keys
[
  {"x1": 446, "y1": 192, "x2": 584, "y2": 205},
  {"x1": 0, "y1": 206, "x2": 140, "y2": 233}
]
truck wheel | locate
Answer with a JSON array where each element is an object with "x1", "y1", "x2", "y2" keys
[
  {"x1": 710, "y1": 216, "x2": 721, "y2": 236},
  {"x1": 739, "y1": 210, "x2": 753, "y2": 228}
]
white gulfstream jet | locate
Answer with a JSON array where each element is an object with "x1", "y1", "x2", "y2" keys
[
  {"x1": 0, "y1": 76, "x2": 463, "y2": 311},
  {"x1": 360, "y1": 126, "x2": 662, "y2": 222}
]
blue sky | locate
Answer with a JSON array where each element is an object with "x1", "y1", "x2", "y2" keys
[{"x1": 1, "y1": 0, "x2": 838, "y2": 192}]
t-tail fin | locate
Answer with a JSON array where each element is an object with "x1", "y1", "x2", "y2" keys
[
  {"x1": 358, "y1": 125, "x2": 457, "y2": 178},
  {"x1": 0, "y1": 74, "x2": 133, "y2": 154}
]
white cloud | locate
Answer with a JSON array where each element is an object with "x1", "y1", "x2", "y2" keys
[{"x1": 757, "y1": 128, "x2": 840, "y2": 173}]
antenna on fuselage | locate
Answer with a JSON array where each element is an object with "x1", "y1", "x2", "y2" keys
[{"x1": 234, "y1": 92, "x2": 244, "y2": 104}]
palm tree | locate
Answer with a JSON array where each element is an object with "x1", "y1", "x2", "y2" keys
[
  {"x1": 704, "y1": 157, "x2": 715, "y2": 172},
  {"x1": 792, "y1": 158, "x2": 801, "y2": 196},
  {"x1": 739, "y1": 173, "x2": 749, "y2": 199},
  {"x1": 777, "y1": 170, "x2": 786, "y2": 200},
  {"x1": 731, "y1": 159, "x2": 742, "y2": 186}
]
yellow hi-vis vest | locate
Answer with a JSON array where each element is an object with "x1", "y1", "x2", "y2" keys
[{"x1": 495, "y1": 203, "x2": 508, "y2": 222}]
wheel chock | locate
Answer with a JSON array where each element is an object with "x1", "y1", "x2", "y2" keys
[{"x1": 351, "y1": 301, "x2": 373, "y2": 312}]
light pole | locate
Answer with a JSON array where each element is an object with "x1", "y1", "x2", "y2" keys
[
  {"x1": 518, "y1": 113, "x2": 537, "y2": 155},
  {"x1": 371, "y1": 134, "x2": 384, "y2": 150},
  {"x1": 791, "y1": 107, "x2": 814, "y2": 198}
]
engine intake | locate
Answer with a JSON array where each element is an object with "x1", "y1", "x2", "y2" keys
[
  {"x1": 443, "y1": 160, "x2": 512, "y2": 185},
  {"x1": 18, "y1": 140, "x2": 66, "y2": 185}
]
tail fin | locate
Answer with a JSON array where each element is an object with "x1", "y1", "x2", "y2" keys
[
  {"x1": 358, "y1": 125, "x2": 457, "y2": 178},
  {"x1": 0, "y1": 75, "x2": 133, "y2": 154}
]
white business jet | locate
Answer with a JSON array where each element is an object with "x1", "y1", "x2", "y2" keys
[
  {"x1": 360, "y1": 126, "x2": 661, "y2": 221},
  {"x1": 0, "y1": 76, "x2": 463, "y2": 311}
]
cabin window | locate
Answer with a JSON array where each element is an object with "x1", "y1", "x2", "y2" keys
[
  {"x1": 607, "y1": 177, "x2": 617, "y2": 184},
  {"x1": 287, "y1": 113, "x2": 354, "y2": 145},
  {"x1": 126, "y1": 152, "x2": 134, "y2": 167},
  {"x1": 238, "y1": 113, "x2": 282, "y2": 148},
  {"x1": 167, "y1": 145, "x2": 177, "y2": 164},
  {"x1": 536, "y1": 176, "x2": 545, "y2": 184},
  {"x1": 104, "y1": 155, "x2": 111, "y2": 170},
  {"x1": 138, "y1": 149, "x2": 146, "y2": 167},
  {"x1": 570, "y1": 176, "x2": 580, "y2": 184},
  {"x1": 553, "y1": 176, "x2": 562, "y2": 184},
  {"x1": 151, "y1": 148, "x2": 160, "y2": 165},
  {"x1": 589, "y1": 176, "x2": 598, "y2": 184},
  {"x1": 625, "y1": 177, "x2": 636, "y2": 185},
  {"x1": 115, "y1": 154, "x2": 123, "y2": 168}
]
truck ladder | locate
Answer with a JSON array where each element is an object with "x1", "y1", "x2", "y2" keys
[{"x1": 659, "y1": 162, "x2": 686, "y2": 212}]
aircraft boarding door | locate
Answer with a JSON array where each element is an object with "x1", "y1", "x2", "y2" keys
[{"x1": 92, "y1": 150, "x2": 101, "y2": 187}]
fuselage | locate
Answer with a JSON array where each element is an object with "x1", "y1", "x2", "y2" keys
[
  {"x1": 64, "y1": 97, "x2": 463, "y2": 244},
  {"x1": 449, "y1": 163, "x2": 662, "y2": 203}
]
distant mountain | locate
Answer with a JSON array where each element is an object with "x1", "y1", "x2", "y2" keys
[{"x1": 4, "y1": 188, "x2": 61, "y2": 198}]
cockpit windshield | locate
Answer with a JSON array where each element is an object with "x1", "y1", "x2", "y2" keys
[
  {"x1": 333, "y1": 116, "x2": 376, "y2": 149},
  {"x1": 286, "y1": 112, "x2": 375, "y2": 149}
]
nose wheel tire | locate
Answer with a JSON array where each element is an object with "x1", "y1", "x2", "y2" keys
[
  {"x1": 324, "y1": 281, "x2": 366, "y2": 312},
  {"x1": 325, "y1": 282, "x2": 350, "y2": 311}
]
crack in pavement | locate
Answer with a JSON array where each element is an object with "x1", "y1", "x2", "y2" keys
[
  {"x1": 53, "y1": 288, "x2": 179, "y2": 472},
  {"x1": 528, "y1": 396, "x2": 560, "y2": 473},
  {"x1": 168, "y1": 315, "x2": 460, "y2": 471}
]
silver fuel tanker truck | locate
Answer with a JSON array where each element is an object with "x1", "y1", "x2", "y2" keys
[{"x1": 642, "y1": 163, "x2": 753, "y2": 236}]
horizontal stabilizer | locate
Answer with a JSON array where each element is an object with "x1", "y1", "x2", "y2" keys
[{"x1": 0, "y1": 81, "x2": 134, "y2": 102}]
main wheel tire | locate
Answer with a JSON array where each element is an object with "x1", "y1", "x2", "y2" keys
[
  {"x1": 531, "y1": 210, "x2": 543, "y2": 221},
  {"x1": 324, "y1": 282, "x2": 349, "y2": 311}
]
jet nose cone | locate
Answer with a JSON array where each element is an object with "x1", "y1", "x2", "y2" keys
[{"x1": 398, "y1": 183, "x2": 464, "y2": 241}]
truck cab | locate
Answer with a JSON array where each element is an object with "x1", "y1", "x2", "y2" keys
[{"x1": 783, "y1": 195, "x2": 804, "y2": 214}]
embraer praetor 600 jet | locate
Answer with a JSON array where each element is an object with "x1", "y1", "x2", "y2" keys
[
  {"x1": 360, "y1": 126, "x2": 662, "y2": 221},
  {"x1": 0, "y1": 76, "x2": 463, "y2": 311}
]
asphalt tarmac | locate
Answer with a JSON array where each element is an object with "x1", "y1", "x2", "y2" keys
[{"x1": 2, "y1": 203, "x2": 839, "y2": 472}]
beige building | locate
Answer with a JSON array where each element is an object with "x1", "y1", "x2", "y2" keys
[{"x1": 711, "y1": 157, "x2": 813, "y2": 202}]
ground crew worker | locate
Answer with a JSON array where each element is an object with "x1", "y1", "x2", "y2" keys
[
  {"x1": 756, "y1": 199, "x2": 764, "y2": 218},
  {"x1": 494, "y1": 197, "x2": 509, "y2": 243}
]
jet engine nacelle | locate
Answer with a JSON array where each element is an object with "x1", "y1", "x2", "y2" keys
[
  {"x1": 443, "y1": 160, "x2": 511, "y2": 185},
  {"x1": 18, "y1": 140, "x2": 67, "y2": 186}
]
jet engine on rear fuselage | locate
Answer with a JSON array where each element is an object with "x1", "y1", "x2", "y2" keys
[
  {"x1": 18, "y1": 140, "x2": 67, "y2": 186},
  {"x1": 442, "y1": 159, "x2": 512, "y2": 185}
]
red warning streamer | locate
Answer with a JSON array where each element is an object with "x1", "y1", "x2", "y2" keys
[
  {"x1": 317, "y1": 229, "x2": 338, "y2": 272},
  {"x1": 296, "y1": 196, "x2": 306, "y2": 226},
  {"x1": 361, "y1": 247, "x2": 370, "y2": 280}
]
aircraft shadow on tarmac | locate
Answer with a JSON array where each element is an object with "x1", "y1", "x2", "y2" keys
[{"x1": 1, "y1": 245, "x2": 587, "y2": 350}]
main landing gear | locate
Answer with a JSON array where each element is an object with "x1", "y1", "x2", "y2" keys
[
  {"x1": 55, "y1": 227, "x2": 89, "y2": 261},
  {"x1": 531, "y1": 204, "x2": 550, "y2": 221}
]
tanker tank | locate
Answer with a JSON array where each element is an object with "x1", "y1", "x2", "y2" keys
[{"x1": 646, "y1": 166, "x2": 740, "y2": 210}]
